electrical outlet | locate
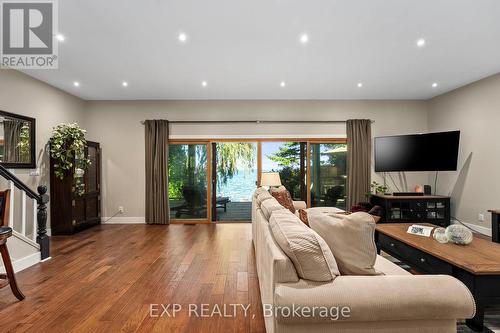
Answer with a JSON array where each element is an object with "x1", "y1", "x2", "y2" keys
[
  {"x1": 29, "y1": 168, "x2": 40, "y2": 176},
  {"x1": 478, "y1": 213, "x2": 485, "y2": 222},
  {"x1": 118, "y1": 206, "x2": 124, "y2": 214}
]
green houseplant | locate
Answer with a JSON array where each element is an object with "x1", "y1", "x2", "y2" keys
[
  {"x1": 49, "y1": 123, "x2": 90, "y2": 195},
  {"x1": 365, "y1": 181, "x2": 389, "y2": 198}
]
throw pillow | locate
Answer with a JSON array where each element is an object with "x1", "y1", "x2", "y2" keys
[
  {"x1": 260, "y1": 198, "x2": 288, "y2": 220},
  {"x1": 298, "y1": 209, "x2": 309, "y2": 226},
  {"x1": 269, "y1": 185, "x2": 287, "y2": 193},
  {"x1": 269, "y1": 210, "x2": 340, "y2": 281},
  {"x1": 254, "y1": 187, "x2": 268, "y2": 198},
  {"x1": 309, "y1": 212, "x2": 381, "y2": 276},
  {"x1": 256, "y1": 191, "x2": 273, "y2": 205},
  {"x1": 271, "y1": 190, "x2": 295, "y2": 214}
]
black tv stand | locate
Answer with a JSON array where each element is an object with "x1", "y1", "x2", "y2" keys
[
  {"x1": 393, "y1": 192, "x2": 424, "y2": 197},
  {"x1": 371, "y1": 194, "x2": 450, "y2": 227}
]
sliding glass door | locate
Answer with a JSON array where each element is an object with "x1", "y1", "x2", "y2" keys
[
  {"x1": 261, "y1": 141, "x2": 307, "y2": 201},
  {"x1": 168, "y1": 143, "x2": 209, "y2": 221},
  {"x1": 166, "y1": 139, "x2": 347, "y2": 223},
  {"x1": 212, "y1": 142, "x2": 257, "y2": 221},
  {"x1": 309, "y1": 143, "x2": 347, "y2": 210}
]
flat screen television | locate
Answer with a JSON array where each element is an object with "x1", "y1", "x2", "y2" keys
[{"x1": 374, "y1": 131, "x2": 460, "y2": 172}]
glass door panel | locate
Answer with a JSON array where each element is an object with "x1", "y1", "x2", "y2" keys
[
  {"x1": 168, "y1": 144, "x2": 208, "y2": 220},
  {"x1": 87, "y1": 145, "x2": 98, "y2": 192},
  {"x1": 261, "y1": 142, "x2": 306, "y2": 201},
  {"x1": 310, "y1": 143, "x2": 347, "y2": 210},
  {"x1": 213, "y1": 142, "x2": 257, "y2": 221}
]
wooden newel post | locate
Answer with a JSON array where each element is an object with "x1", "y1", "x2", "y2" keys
[{"x1": 37, "y1": 185, "x2": 50, "y2": 260}]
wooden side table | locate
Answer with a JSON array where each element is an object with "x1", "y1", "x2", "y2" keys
[{"x1": 490, "y1": 210, "x2": 500, "y2": 243}]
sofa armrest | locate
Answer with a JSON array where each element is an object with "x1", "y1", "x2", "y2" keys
[
  {"x1": 292, "y1": 201, "x2": 307, "y2": 211},
  {"x1": 273, "y1": 275, "x2": 475, "y2": 324}
]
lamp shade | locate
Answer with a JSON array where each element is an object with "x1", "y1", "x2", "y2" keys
[{"x1": 260, "y1": 172, "x2": 282, "y2": 187}]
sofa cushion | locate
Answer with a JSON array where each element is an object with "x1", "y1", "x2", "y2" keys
[
  {"x1": 307, "y1": 206, "x2": 345, "y2": 215},
  {"x1": 254, "y1": 186, "x2": 268, "y2": 198},
  {"x1": 309, "y1": 212, "x2": 381, "y2": 276},
  {"x1": 269, "y1": 210, "x2": 340, "y2": 282},
  {"x1": 261, "y1": 198, "x2": 288, "y2": 220},
  {"x1": 274, "y1": 274, "x2": 475, "y2": 323},
  {"x1": 271, "y1": 189, "x2": 295, "y2": 214},
  {"x1": 256, "y1": 191, "x2": 273, "y2": 206},
  {"x1": 374, "y1": 255, "x2": 410, "y2": 276}
]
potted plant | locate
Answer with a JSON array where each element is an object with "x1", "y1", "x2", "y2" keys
[
  {"x1": 49, "y1": 123, "x2": 90, "y2": 195},
  {"x1": 365, "y1": 181, "x2": 389, "y2": 198}
]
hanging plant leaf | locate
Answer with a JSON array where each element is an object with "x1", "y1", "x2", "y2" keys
[{"x1": 49, "y1": 123, "x2": 91, "y2": 196}]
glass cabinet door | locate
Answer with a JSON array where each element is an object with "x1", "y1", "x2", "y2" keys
[{"x1": 87, "y1": 144, "x2": 99, "y2": 193}]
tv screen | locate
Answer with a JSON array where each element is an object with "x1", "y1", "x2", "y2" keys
[{"x1": 374, "y1": 131, "x2": 460, "y2": 172}]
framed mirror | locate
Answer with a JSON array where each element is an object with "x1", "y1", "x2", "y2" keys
[{"x1": 0, "y1": 111, "x2": 36, "y2": 169}]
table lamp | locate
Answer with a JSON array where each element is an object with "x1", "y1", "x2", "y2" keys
[{"x1": 260, "y1": 172, "x2": 282, "y2": 188}]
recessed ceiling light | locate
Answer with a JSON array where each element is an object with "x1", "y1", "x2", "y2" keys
[
  {"x1": 55, "y1": 34, "x2": 65, "y2": 42},
  {"x1": 178, "y1": 32, "x2": 188, "y2": 43},
  {"x1": 432, "y1": 82, "x2": 438, "y2": 88},
  {"x1": 357, "y1": 82, "x2": 363, "y2": 88},
  {"x1": 416, "y1": 38, "x2": 426, "y2": 47},
  {"x1": 299, "y1": 33, "x2": 309, "y2": 44},
  {"x1": 122, "y1": 81, "x2": 128, "y2": 87},
  {"x1": 73, "y1": 81, "x2": 80, "y2": 87},
  {"x1": 201, "y1": 81, "x2": 207, "y2": 87},
  {"x1": 280, "y1": 81, "x2": 286, "y2": 87}
]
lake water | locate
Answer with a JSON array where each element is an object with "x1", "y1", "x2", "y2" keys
[{"x1": 217, "y1": 170, "x2": 257, "y2": 202}]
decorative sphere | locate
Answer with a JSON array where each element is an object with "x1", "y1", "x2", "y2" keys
[
  {"x1": 433, "y1": 227, "x2": 449, "y2": 243},
  {"x1": 445, "y1": 225, "x2": 473, "y2": 245}
]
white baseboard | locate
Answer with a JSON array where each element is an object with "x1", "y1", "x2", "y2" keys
[
  {"x1": 452, "y1": 220, "x2": 492, "y2": 237},
  {"x1": 0, "y1": 252, "x2": 41, "y2": 273},
  {"x1": 101, "y1": 217, "x2": 145, "y2": 224}
]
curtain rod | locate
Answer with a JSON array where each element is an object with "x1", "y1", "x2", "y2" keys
[{"x1": 140, "y1": 120, "x2": 375, "y2": 125}]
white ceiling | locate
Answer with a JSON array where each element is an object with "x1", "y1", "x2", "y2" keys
[{"x1": 21, "y1": 0, "x2": 500, "y2": 100}]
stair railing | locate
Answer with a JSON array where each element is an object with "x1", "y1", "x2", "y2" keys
[{"x1": 0, "y1": 164, "x2": 50, "y2": 260}]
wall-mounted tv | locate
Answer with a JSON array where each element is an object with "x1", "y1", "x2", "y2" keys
[{"x1": 374, "y1": 131, "x2": 460, "y2": 172}]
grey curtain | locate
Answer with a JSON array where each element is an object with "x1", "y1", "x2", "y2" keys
[
  {"x1": 347, "y1": 119, "x2": 372, "y2": 208},
  {"x1": 145, "y1": 120, "x2": 170, "y2": 224}
]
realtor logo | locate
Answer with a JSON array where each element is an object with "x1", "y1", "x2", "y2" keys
[{"x1": 1, "y1": 0, "x2": 58, "y2": 68}]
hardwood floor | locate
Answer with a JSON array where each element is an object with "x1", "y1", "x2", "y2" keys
[{"x1": 0, "y1": 224, "x2": 265, "y2": 333}]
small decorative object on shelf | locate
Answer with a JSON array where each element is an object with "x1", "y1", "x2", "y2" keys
[
  {"x1": 414, "y1": 184, "x2": 424, "y2": 193},
  {"x1": 445, "y1": 225, "x2": 473, "y2": 245},
  {"x1": 433, "y1": 227, "x2": 449, "y2": 243}
]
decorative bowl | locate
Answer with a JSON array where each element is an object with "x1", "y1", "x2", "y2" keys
[
  {"x1": 433, "y1": 227, "x2": 449, "y2": 243},
  {"x1": 445, "y1": 225, "x2": 473, "y2": 245}
]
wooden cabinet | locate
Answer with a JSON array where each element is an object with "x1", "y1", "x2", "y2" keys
[
  {"x1": 50, "y1": 141, "x2": 101, "y2": 235},
  {"x1": 370, "y1": 194, "x2": 450, "y2": 227}
]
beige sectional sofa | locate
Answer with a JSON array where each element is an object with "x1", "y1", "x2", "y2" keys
[{"x1": 252, "y1": 189, "x2": 475, "y2": 333}]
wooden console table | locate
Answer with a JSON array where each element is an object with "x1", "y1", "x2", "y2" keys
[
  {"x1": 376, "y1": 223, "x2": 500, "y2": 332},
  {"x1": 489, "y1": 209, "x2": 500, "y2": 243}
]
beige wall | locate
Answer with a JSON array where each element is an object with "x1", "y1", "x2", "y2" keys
[
  {"x1": 428, "y1": 73, "x2": 500, "y2": 231},
  {"x1": 84, "y1": 100, "x2": 429, "y2": 219},
  {"x1": 4, "y1": 69, "x2": 497, "y2": 231},
  {"x1": 0, "y1": 69, "x2": 86, "y2": 232}
]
